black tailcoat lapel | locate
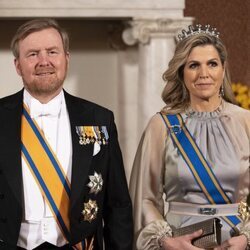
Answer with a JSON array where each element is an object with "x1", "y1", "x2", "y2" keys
[{"x1": 64, "y1": 91, "x2": 95, "y2": 209}]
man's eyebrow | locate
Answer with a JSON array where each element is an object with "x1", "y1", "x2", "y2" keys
[
  {"x1": 24, "y1": 49, "x2": 39, "y2": 54},
  {"x1": 46, "y1": 46, "x2": 60, "y2": 51}
]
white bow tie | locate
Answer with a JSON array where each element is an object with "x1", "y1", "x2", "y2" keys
[{"x1": 30, "y1": 99, "x2": 62, "y2": 118}]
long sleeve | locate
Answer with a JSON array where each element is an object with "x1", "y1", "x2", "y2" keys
[{"x1": 129, "y1": 114, "x2": 172, "y2": 249}]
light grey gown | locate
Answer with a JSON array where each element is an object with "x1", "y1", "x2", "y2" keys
[{"x1": 129, "y1": 101, "x2": 250, "y2": 249}]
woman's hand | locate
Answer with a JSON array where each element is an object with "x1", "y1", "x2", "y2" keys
[
  {"x1": 160, "y1": 229, "x2": 205, "y2": 250},
  {"x1": 213, "y1": 234, "x2": 248, "y2": 250}
]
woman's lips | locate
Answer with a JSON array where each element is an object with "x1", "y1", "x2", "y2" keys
[{"x1": 195, "y1": 83, "x2": 213, "y2": 88}]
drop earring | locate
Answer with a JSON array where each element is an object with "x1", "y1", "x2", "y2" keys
[{"x1": 219, "y1": 85, "x2": 224, "y2": 97}]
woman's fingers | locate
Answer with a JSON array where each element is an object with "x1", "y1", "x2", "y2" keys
[{"x1": 186, "y1": 229, "x2": 203, "y2": 241}]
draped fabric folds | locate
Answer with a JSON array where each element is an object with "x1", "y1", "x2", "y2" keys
[{"x1": 129, "y1": 101, "x2": 250, "y2": 249}]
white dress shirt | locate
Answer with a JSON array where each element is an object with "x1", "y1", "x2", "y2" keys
[{"x1": 17, "y1": 89, "x2": 72, "y2": 250}]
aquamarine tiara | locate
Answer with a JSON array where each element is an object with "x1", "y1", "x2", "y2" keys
[{"x1": 177, "y1": 24, "x2": 220, "y2": 42}]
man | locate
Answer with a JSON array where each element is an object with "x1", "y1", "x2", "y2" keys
[{"x1": 0, "y1": 19, "x2": 133, "y2": 250}]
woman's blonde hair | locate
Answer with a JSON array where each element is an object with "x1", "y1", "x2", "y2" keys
[{"x1": 161, "y1": 33, "x2": 236, "y2": 114}]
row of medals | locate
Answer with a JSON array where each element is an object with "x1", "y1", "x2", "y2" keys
[
  {"x1": 79, "y1": 136, "x2": 107, "y2": 146},
  {"x1": 77, "y1": 126, "x2": 108, "y2": 145}
]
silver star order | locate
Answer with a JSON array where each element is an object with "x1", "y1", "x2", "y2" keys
[{"x1": 87, "y1": 172, "x2": 103, "y2": 194}]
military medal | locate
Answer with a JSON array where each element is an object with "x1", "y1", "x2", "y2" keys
[
  {"x1": 87, "y1": 172, "x2": 103, "y2": 194},
  {"x1": 93, "y1": 126, "x2": 102, "y2": 145},
  {"x1": 76, "y1": 126, "x2": 87, "y2": 145},
  {"x1": 82, "y1": 199, "x2": 98, "y2": 222},
  {"x1": 84, "y1": 126, "x2": 95, "y2": 144},
  {"x1": 101, "y1": 126, "x2": 109, "y2": 145}
]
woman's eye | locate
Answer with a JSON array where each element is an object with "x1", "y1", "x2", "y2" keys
[
  {"x1": 189, "y1": 63, "x2": 198, "y2": 69},
  {"x1": 209, "y1": 61, "x2": 218, "y2": 67}
]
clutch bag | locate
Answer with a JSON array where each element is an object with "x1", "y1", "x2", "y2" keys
[{"x1": 172, "y1": 218, "x2": 222, "y2": 249}]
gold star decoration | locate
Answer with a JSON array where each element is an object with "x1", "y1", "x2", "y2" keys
[{"x1": 82, "y1": 199, "x2": 98, "y2": 223}]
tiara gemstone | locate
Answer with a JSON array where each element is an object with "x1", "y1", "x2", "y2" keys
[{"x1": 177, "y1": 24, "x2": 220, "y2": 42}]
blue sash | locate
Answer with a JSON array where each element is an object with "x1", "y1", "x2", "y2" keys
[{"x1": 160, "y1": 113, "x2": 241, "y2": 228}]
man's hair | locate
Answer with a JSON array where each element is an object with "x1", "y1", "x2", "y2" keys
[{"x1": 11, "y1": 18, "x2": 69, "y2": 58}]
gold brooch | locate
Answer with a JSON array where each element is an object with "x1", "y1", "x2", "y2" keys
[
  {"x1": 82, "y1": 199, "x2": 98, "y2": 223},
  {"x1": 238, "y1": 201, "x2": 250, "y2": 224}
]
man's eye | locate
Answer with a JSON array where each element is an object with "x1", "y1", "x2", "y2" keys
[
  {"x1": 28, "y1": 52, "x2": 37, "y2": 57},
  {"x1": 48, "y1": 50, "x2": 58, "y2": 55}
]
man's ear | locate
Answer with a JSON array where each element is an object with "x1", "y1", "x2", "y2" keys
[
  {"x1": 66, "y1": 51, "x2": 70, "y2": 68},
  {"x1": 14, "y1": 58, "x2": 22, "y2": 76}
]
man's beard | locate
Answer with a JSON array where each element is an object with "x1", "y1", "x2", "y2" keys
[{"x1": 23, "y1": 75, "x2": 65, "y2": 98}]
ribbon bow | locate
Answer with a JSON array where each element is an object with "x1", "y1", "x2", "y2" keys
[{"x1": 30, "y1": 98, "x2": 62, "y2": 118}]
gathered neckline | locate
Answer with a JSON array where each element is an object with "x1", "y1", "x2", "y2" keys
[{"x1": 185, "y1": 100, "x2": 224, "y2": 119}]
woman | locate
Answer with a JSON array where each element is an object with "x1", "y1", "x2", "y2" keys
[{"x1": 129, "y1": 24, "x2": 250, "y2": 250}]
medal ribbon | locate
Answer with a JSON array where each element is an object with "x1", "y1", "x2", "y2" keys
[
  {"x1": 21, "y1": 103, "x2": 71, "y2": 240},
  {"x1": 161, "y1": 113, "x2": 241, "y2": 227},
  {"x1": 73, "y1": 237, "x2": 94, "y2": 250}
]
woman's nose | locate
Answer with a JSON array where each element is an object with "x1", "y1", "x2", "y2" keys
[{"x1": 199, "y1": 66, "x2": 209, "y2": 79}]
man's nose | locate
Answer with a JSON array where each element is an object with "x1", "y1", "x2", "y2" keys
[{"x1": 37, "y1": 52, "x2": 50, "y2": 66}]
